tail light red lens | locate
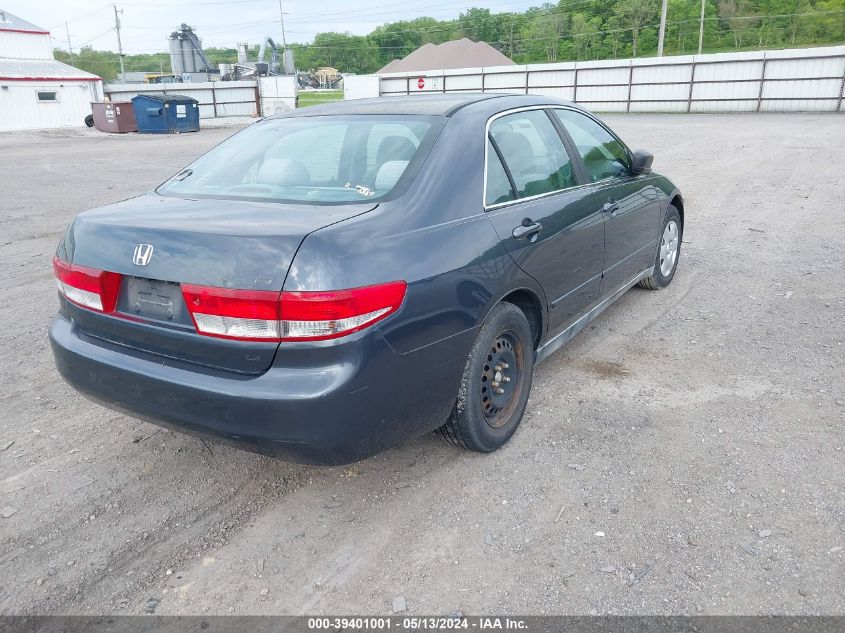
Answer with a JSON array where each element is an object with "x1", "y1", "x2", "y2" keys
[
  {"x1": 181, "y1": 285, "x2": 283, "y2": 342},
  {"x1": 53, "y1": 254, "x2": 406, "y2": 343},
  {"x1": 280, "y1": 281, "x2": 407, "y2": 341},
  {"x1": 53, "y1": 256, "x2": 121, "y2": 313},
  {"x1": 181, "y1": 281, "x2": 407, "y2": 342}
]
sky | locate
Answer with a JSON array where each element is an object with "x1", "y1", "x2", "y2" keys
[{"x1": 4, "y1": 0, "x2": 540, "y2": 54}]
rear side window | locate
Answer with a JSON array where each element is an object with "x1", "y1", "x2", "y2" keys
[
  {"x1": 488, "y1": 109, "x2": 576, "y2": 201},
  {"x1": 552, "y1": 109, "x2": 630, "y2": 182},
  {"x1": 485, "y1": 140, "x2": 516, "y2": 206}
]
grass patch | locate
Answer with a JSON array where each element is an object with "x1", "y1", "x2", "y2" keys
[{"x1": 298, "y1": 90, "x2": 344, "y2": 108}]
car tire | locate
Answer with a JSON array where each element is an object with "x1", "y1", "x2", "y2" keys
[
  {"x1": 638, "y1": 204, "x2": 682, "y2": 290},
  {"x1": 438, "y1": 302, "x2": 534, "y2": 453},
  {"x1": 84, "y1": 114, "x2": 95, "y2": 128}
]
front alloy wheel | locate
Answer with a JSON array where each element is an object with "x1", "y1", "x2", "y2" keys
[
  {"x1": 638, "y1": 204, "x2": 682, "y2": 290},
  {"x1": 659, "y1": 219, "x2": 680, "y2": 277}
]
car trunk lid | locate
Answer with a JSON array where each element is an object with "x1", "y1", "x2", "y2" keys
[{"x1": 60, "y1": 193, "x2": 376, "y2": 374}]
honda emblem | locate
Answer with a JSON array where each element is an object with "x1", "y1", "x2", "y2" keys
[{"x1": 133, "y1": 243, "x2": 154, "y2": 266}]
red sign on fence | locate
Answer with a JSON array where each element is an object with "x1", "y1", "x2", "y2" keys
[{"x1": 417, "y1": 77, "x2": 425, "y2": 90}]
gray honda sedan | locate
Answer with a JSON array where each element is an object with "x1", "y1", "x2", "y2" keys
[{"x1": 50, "y1": 94, "x2": 683, "y2": 464}]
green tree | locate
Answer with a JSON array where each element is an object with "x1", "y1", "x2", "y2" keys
[
  {"x1": 293, "y1": 32, "x2": 380, "y2": 73},
  {"x1": 571, "y1": 13, "x2": 604, "y2": 60},
  {"x1": 613, "y1": 0, "x2": 659, "y2": 56},
  {"x1": 370, "y1": 17, "x2": 458, "y2": 70},
  {"x1": 521, "y1": 4, "x2": 567, "y2": 62},
  {"x1": 204, "y1": 47, "x2": 239, "y2": 66},
  {"x1": 459, "y1": 8, "x2": 498, "y2": 43}
]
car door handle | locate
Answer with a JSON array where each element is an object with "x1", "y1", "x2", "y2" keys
[
  {"x1": 512, "y1": 219, "x2": 543, "y2": 241},
  {"x1": 603, "y1": 201, "x2": 619, "y2": 216}
]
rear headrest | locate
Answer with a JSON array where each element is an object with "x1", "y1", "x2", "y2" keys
[
  {"x1": 493, "y1": 131, "x2": 533, "y2": 170},
  {"x1": 376, "y1": 136, "x2": 416, "y2": 166},
  {"x1": 256, "y1": 158, "x2": 310, "y2": 186},
  {"x1": 374, "y1": 160, "x2": 409, "y2": 193}
]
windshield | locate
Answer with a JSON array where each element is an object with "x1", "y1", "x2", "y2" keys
[{"x1": 157, "y1": 115, "x2": 439, "y2": 204}]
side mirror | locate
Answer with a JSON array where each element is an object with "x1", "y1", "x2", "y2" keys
[{"x1": 630, "y1": 150, "x2": 653, "y2": 175}]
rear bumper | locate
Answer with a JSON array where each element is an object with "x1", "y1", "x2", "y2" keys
[{"x1": 50, "y1": 315, "x2": 470, "y2": 464}]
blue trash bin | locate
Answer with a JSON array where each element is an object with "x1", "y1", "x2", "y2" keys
[{"x1": 131, "y1": 94, "x2": 200, "y2": 134}]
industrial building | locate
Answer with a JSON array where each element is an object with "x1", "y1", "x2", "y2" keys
[{"x1": 0, "y1": 9, "x2": 103, "y2": 131}]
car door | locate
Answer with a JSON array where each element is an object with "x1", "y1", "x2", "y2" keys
[
  {"x1": 484, "y1": 107, "x2": 605, "y2": 335},
  {"x1": 551, "y1": 108, "x2": 662, "y2": 295}
]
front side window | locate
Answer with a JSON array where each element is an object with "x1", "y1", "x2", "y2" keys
[
  {"x1": 158, "y1": 115, "x2": 437, "y2": 204},
  {"x1": 36, "y1": 91, "x2": 58, "y2": 102},
  {"x1": 488, "y1": 109, "x2": 576, "y2": 201},
  {"x1": 553, "y1": 109, "x2": 631, "y2": 183}
]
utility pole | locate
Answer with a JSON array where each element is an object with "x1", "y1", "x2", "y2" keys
[
  {"x1": 277, "y1": 0, "x2": 287, "y2": 49},
  {"x1": 698, "y1": 0, "x2": 706, "y2": 54},
  {"x1": 507, "y1": 20, "x2": 514, "y2": 59},
  {"x1": 159, "y1": 59, "x2": 168, "y2": 93},
  {"x1": 113, "y1": 3, "x2": 125, "y2": 79},
  {"x1": 65, "y1": 22, "x2": 74, "y2": 57},
  {"x1": 657, "y1": 0, "x2": 668, "y2": 56}
]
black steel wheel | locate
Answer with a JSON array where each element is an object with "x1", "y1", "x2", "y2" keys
[
  {"x1": 438, "y1": 302, "x2": 534, "y2": 452},
  {"x1": 480, "y1": 332, "x2": 523, "y2": 428}
]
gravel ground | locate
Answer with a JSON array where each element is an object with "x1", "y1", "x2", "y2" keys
[{"x1": 0, "y1": 115, "x2": 842, "y2": 616}]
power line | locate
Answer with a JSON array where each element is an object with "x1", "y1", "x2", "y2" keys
[
  {"x1": 118, "y1": 0, "x2": 537, "y2": 17},
  {"x1": 63, "y1": 6, "x2": 845, "y2": 56},
  {"x1": 285, "y1": 0, "x2": 593, "y2": 26},
  {"x1": 123, "y1": 0, "x2": 275, "y2": 6},
  {"x1": 70, "y1": 0, "x2": 583, "y2": 35},
  {"x1": 75, "y1": 26, "x2": 117, "y2": 49},
  {"x1": 48, "y1": 4, "x2": 112, "y2": 29},
  {"x1": 37, "y1": 0, "x2": 646, "y2": 58},
  {"x1": 295, "y1": 7, "x2": 845, "y2": 47},
  {"x1": 280, "y1": 9, "x2": 845, "y2": 49},
  {"x1": 278, "y1": 0, "x2": 598, "y2": 45},
  {"x1": 288, "y1": 0, "x2": 541, "y2": 21},
  {"x1": 118, "y1": 0, "x2": 550, "y2": 32}
]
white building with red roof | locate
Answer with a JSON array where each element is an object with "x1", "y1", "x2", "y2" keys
[{"x1": 0, "y1": 8, "x2": 103, "y2": 131}]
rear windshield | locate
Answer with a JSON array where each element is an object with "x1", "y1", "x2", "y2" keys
[{"x1": 157, "y1": 115, "x2": 439, "y2": 204}]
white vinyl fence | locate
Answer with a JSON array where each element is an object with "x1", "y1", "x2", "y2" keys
[
  {"x1": 361, "y1": 45, "x2": 845, "y2": 113},
  {"x1": 106, "y1": 78, "x2": 299, "y2": 119},
  {"x1": 257, "y1": 76, "x2": 298, "y2": 116},
  {"x1": 105, "y1": 81, "x2": 259, "y2": 118},
  {"x1": 344, "y1": 74, "x2": 380, "y2": 101}
]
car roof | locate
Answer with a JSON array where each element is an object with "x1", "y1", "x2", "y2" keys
[{"x1": 271, "y1": 93, "x2": 576, "y2": 118}]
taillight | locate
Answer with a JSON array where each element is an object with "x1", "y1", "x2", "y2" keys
[
  {"x1": 181, "y1": 285, "x2": 283, "y2": 342},
  {"x1": 181, "y1": 281, "x2": 407, "y2": 342},
  {"x1": 53, "y1": 256, "x2": 121, "y2": 313},
  {"x1": 280, "y1": 282, "x2": 407, "y2": 341}
]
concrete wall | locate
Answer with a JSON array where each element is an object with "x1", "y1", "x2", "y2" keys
[
  {"x1": 375, "y1": 45, "x2": 845, "y2": 113},
  {"x1": 106, "y1": 81, "x2": 260, "y2": 119},
  {"x1": 0, "y1": 80, "x2": 102, "y2": 131}
]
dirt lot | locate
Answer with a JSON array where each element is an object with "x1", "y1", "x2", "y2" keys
[{"x1": 0, "y1": 114, "x2": 842, "y2": 616}]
